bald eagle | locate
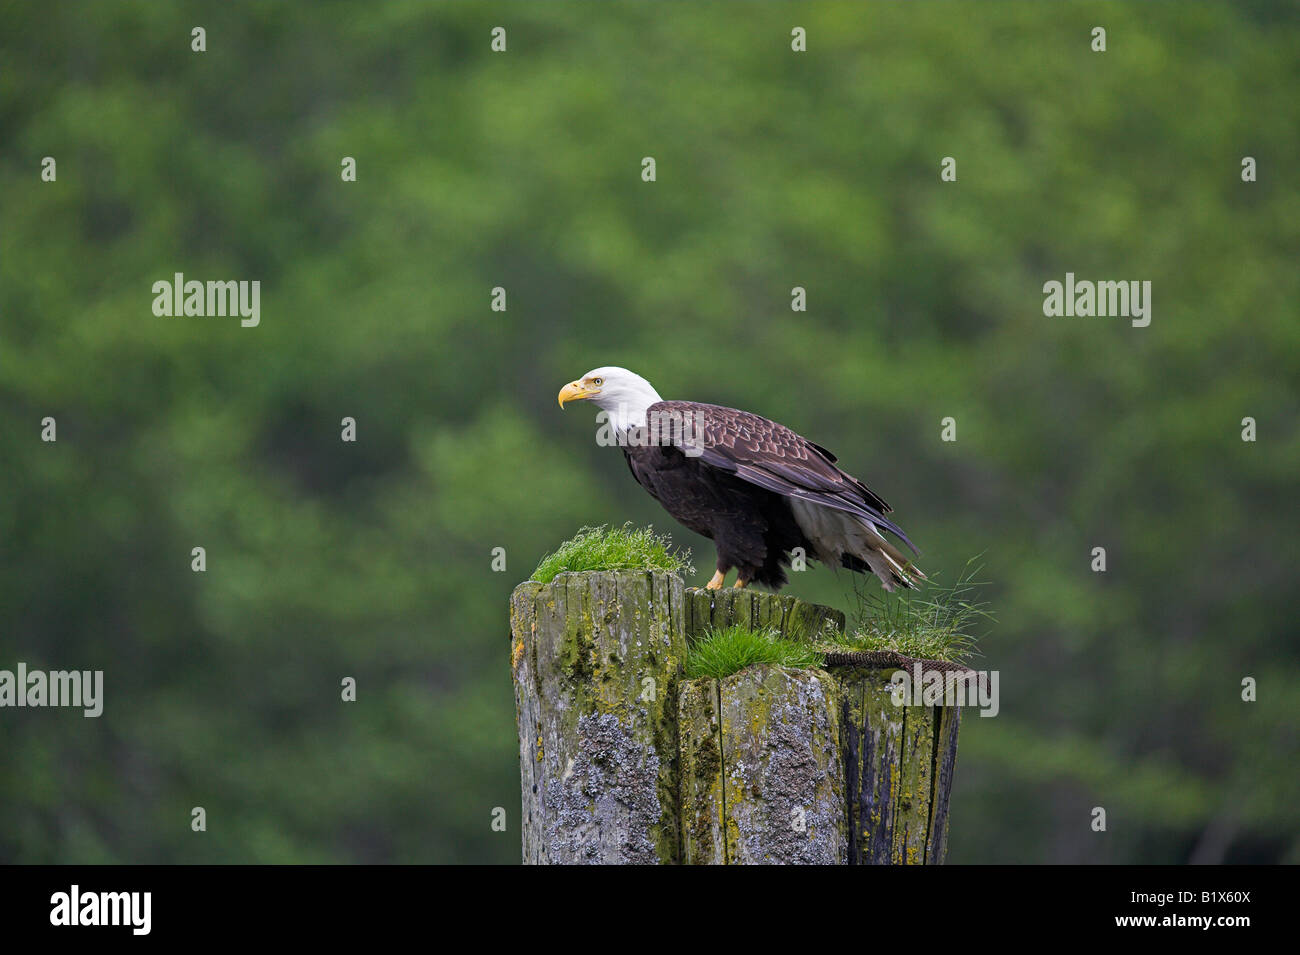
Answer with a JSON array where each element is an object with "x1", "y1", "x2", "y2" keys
[{"x1": 558, "y1": 366, "x2": 925, "y2": 592}]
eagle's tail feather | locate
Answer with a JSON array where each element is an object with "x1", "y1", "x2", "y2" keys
[
  {"x1": 874, "y1": 535, "x2": 927, "y2": 585},
  {"x1": 790, "y1": 499, "x2": 926, "y2": 592}
]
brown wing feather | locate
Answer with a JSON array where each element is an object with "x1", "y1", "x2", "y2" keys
[{"x1": 648, "y1": 400, "x2": 918, "y2": 553}]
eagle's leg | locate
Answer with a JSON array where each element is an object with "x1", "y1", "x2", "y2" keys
[
  {"x1": 705, "y1": 569, "x2": 726, "y2": 590},
  {"x1": 733, "y1": 576, "x2": 749, "y2": 589}
]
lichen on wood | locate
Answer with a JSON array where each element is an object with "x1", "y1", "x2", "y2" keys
[
  {"x1": 726, "y1": 666, "x2": 846, "y2": 863},
  {"x1": 510, "y1": 570, "x2": 685, "y2": 864},
  {"x1": 837, "y1": 665, "x2": 960, "y2": 864},
  {"x1": 512, "y1": 571, "x2": 963, "y2": 864},
  {"x1": 677, "y1": 677, "x2": 725, "y2": 864}
]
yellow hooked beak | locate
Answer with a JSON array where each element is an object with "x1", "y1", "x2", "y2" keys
[{"x1": 557, "y1": 380, "x2": 597, "y2": 408}]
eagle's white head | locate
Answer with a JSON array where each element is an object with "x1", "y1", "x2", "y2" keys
[{"x1": 557, "y1": 366, "x2": 664, "y2": 434}]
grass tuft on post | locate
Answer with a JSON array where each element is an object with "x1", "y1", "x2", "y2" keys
[
  {"x1": 529, "y1": 523, "x2": 694, "y2": 584},
  {"x1": 685, "y1": 624, "x2": 823, "y2": 680},
  {"x1": 844, "y1": 557, "x2": 993, "y2": 663}
]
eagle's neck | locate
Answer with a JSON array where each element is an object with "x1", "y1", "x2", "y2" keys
[
  {"x1": 597, "y1": 385, "x2": 663, "y2": 438},
  {"x1": 607, "y1": 399, "x2": 655, "y2": 436}
]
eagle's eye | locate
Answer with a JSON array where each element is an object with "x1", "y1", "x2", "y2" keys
[{"x1": 592, "y1": 377, "x2": 603, "y2": 386}]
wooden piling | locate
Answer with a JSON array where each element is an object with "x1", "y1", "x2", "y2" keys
[{"x1": 510, "y1": 570, "x2": 964, "y2": 864}]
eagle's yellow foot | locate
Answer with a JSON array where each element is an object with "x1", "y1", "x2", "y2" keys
[
  {"x1": 733, "y1": 577, "x2": 749, "y2": 589},
  {"x1": 705, "y1": 570, "x2": 726, "y2": 590}
]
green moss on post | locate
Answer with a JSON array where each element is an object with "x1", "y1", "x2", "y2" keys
[
  {"x1": 510, "y1": 570, "x2": 685, "y2": 864},
  {"x1": 511, "y1": 574, "x2": 963, "y2": 864},
  {"x1": 677, "y1": 677, "x2": 725, "y2": 864},
  {"x1": 727, "y1": 666, "x2": 846, "y2": 864},
  {"x1": 838, "y1": 666, "x2": 962, "y2": 864},
  {"x1": 839, "y1": 667, "x2": 905, "y2": 864},
  {"x1": 894, "y1": 692, "x2": 937, "y2": 864}
]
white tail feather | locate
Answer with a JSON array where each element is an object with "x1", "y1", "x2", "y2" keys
[{"x1": 789, "y1": 499, "x2": 924, "y2": 591}]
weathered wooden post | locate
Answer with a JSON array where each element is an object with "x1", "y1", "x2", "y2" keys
[
  {"x1": 510, "y1": 570, "x2": 685, "y2": 864},
  {"x1": 678, "y1": 588, "x2": 848, "y2": 864},
  {"x1": 510, "y1": 569, "x2": 965, "y2": 864},
  {"x1": 835, "y1": 665, "x2": 961, "y2": 864},
  {"x1": 679, "y1": 665, "x2": 846, "y2": 864}
]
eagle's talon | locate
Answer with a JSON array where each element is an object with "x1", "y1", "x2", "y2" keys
[{"x1": 705, "y1": 570, "x2": 726, "y2": 590}]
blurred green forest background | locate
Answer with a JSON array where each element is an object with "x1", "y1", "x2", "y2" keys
[{"x1": 2, "y1": 1, "x2": 1297, "y2": 864}]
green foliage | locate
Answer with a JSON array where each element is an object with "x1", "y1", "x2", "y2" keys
[
  {"x1": 685, "y1": 625, "x2": 823, "y2": 680},
  {"x1": 530, "y1": 524, "x2": 693, "y2": 583},
  {"x1": 839, "y1": 558, "x2": 992, "y2": 663}
]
